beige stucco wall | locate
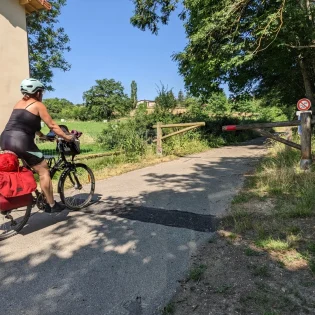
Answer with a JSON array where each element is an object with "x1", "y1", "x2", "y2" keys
[{"x1": 0, "y1": 0, "x2": 29, "y2": 133}]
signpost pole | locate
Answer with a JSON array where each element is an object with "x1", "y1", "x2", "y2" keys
[{"x1": 300, "y1": 111, "x2": 312, "y2": 170}]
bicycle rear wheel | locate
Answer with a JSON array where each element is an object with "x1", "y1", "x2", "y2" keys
[
  {"x1": 59, "y1": 163, "x2": 95, "y2": 210},
  {"x1": 0, "y1": 205, "x2": 31, "y2": 241}
]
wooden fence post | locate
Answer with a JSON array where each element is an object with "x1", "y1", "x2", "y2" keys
[
  {"x1": 156, "y1": 122, "x2": 163, "y2": 155},
  {"x1": 300, "y1": 112, "x2": 312, "y2": 170}
]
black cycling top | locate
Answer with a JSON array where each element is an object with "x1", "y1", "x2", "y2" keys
[
  {"x1": 0, "y1": 101, "x2": 45, "y2": 167},
  {"x1": 3, "y1": 102, "x2": 41, "y2": 135}
]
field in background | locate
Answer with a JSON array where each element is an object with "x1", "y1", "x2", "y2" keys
[
  {"x1": 41, "y1": 120, "x2": 107, "y2": 140},
  {"x1": 38, "y1": 120, "x2": 108, "y2": 156}
]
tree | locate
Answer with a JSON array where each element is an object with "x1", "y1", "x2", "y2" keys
[
  {"x1": 27, "y1": 0, "x2": 70, "y2": 91},
  {"x1": 184, "y1": 97, "x2": 204, "y2": 117},
  {"x1": 131, "y1": 80, "x2": 138, "y2": 109},
  {"x1": 205, "y1": 92, "x2": 231, "y2": 116},
  {"x1": 178, "y1": 90, "x2": 185, "y2": 105},
  {"x1": 131, "y1": 1, "x2": 315, "y2": 105},
  {"x1": 44, "y1": 97, "x2": 73, "y2": 118},
  {"x1": 83, "y1": 79, "x2": 131, "y2": 120},
  {"x1": 155, "y1": 83, "x2": 177, "y2": 112},
  {"x1": 130, "y1": 0, "x2": 178, "y2": 35}
]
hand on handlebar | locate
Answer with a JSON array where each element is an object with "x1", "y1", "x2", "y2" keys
[
  {"x1": 40, "y1": 135, "x2": 55, "y2": 142},
  {"x1": 64, "y1": 134, "x2": 76, "y2": 142}
]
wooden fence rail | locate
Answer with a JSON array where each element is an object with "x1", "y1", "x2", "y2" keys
[
  {"x1": 222, "y1": 113, "x2": 313, "y2": 170},
  {"x1": 44, "y1": 151, "x2": 122, "y2": 163},
  {"x1": 222, "y1": 119, "x2": 315, "y2": 131},
  {"x1": 153, "y1": 122, "x2": 205, "y2": 155},
  {"x1": 74, "y1": 151, "x2": 122, "y2": 161}
]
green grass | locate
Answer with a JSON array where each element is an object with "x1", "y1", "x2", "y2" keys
[
  {"x1": 208, "y1": 236, "x2": 217, "y2": 243},
  {"x1": 232, "y1": 192, "x2": 255, "y2": 204},
  {"x1": 309, "y1": 259, "x2": 315, "y2": 275},
  {"x1": 215, "y1": 285, "x2": 231, "y2": 294},
  {"x1": 38, "y1": 142, "x2": 105, "y2": 156},
  {"x1": 276, "y1": 260, "x2": 285, "y2": 268},
  {"x1": 255, "y1": 238, "x2": 290, "y2": 251},
  {"x1": 224, "y1": 209, "x2": 254, "y2": 233},
  {"x1": 307, "y1": 242, "x2": 315, "y2": 254},
  {"x1": 38, "y1": 120, "x2": 108, "y2": 156},
  {"x1": 251, "y1": 265, "x2": 270, "y2": 277},
  {"x1": 244, "y1": 247, "x2": 262, "y2": 256},
  {"x1": 162, "y1": 303, "x2": 175, "y2": 315},
  {"x1": 285, "y1": 226, "x2": 301, "y2": 235},
  {"x1": 274, "y1": 194, "x2": 315, "y2": 218},
  {"x1": 41, "y1": 120, "x2": 107, "y2": 140},
  {"x1": 187, "y1": 264, "x2": 207, "y2": 282},
  {"x1": 228, "y1": 233, "x2": 237, "y2": 240}
]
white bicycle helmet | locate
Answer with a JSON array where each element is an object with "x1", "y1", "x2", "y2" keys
[{"x1": 20, "y1": 78, "x2": 45, "y2": 94}]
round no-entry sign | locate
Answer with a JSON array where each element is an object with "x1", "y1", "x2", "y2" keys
[{"x1": 297, "y1": 98, "x2": 311, "y2": 111}]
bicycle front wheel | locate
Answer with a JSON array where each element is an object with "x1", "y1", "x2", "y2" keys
[
  {"x1": 59, "y1": 163, "x2": 95, "y2": 210},
  {"x1": 0, "y1": 205, "x2": 31, "y2": 241}
]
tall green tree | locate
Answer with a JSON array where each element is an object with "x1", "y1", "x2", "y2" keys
[
  {"x1": 155, "y1": 83, "x2": 177, "y2": 111},
  {"x1": 131, "y1": 0, "x2": 315, "y2": 105},
  {"x1": 83, "y1": 79, "x2": 131, "y2": 120},
  {"x1": 205, "y1": 92, "x2": 231, "y2": 116},
  {"x1": 178, "y1": 90, "x2": 185, "y2": 105},
  {"x1": 44, "y1": 97, "x2": 73, "y2": 118},
  {"x1": 27, "y1": 0, "x2": 70, "y2": 91},
  {"x1": 131, "y1": 80, "x2": 138, "y2": 108},
  {"x1": 130, "y1": 0, "x2": 178, "y2": 35}
]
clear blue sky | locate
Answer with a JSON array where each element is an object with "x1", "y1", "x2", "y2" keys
[{"x1": 45, "y1": 0, "x2": 189, "y2": 104}]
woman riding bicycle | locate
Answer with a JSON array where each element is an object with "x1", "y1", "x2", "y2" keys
[{"x1": 0, "y1": 78, "x2": 74, "y2": 213}]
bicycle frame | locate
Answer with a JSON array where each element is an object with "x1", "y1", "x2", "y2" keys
[
  {"x1": 48, "y1": 140, "x2": 80, "y2": 192},
  {"x1": 32, "y1": 139, "x2": 79, "y2": 204},
  {"x1": 0, "y1": 135, "x2": 94, "y2": 239}
]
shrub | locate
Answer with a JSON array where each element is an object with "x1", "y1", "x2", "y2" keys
[
  {"x1": 257, "y1": 106, "x2": 288, "y2": 122},
  {"x1": 97, "y1": 120, "x2": 147, "y2": 158}
]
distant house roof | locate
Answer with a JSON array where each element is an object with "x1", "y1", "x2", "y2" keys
[{"x1": 20, "y1": 0, "x2": 52, "y2": 14}]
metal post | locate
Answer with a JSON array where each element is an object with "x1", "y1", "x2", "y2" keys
[
  {"x1": 300, "y1": 112, "x2": 312, "y2": 170},
  {"x1": 156, "y1": 122, "x2": 163, "y2": 155}
]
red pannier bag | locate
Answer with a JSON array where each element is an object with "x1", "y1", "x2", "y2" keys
[
  {"x1": 0, "y1": 167, "x2": 37, "y2": 198},
  {"x1": 0, "y1": 194, "x2": 33, "y2": 212},
  {"x1": 0, "y1": 151, "x2": 19, "y2": 172}
]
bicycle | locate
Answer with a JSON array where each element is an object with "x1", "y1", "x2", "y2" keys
[{"x1": 0, "y1": 131, "x2": 96, "y2": 240}]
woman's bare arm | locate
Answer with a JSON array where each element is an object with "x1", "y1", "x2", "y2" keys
[{"x1": 37, "y1": 103, "x2": 73, "y2": 141}]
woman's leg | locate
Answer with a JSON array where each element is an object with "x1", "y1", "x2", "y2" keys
[{"x1": 32, "y1": 160, "x2": 54, "y2": 204}]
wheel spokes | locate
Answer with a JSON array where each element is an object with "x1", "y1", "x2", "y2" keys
[
  {"x1": 63, "y1": 168, "x2": 92, "y2": 208},
  {"x1": 0, "y1": 208, "x2": 28, "y2": 236}
]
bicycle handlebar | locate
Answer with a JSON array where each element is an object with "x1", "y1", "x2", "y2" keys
[{"x1": 57, "y1": 135, "x2": 78, "y2": 142}]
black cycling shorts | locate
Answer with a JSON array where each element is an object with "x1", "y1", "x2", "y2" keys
[{"x1": 0, "y1": 131, "x2": 45, "y2": 167}]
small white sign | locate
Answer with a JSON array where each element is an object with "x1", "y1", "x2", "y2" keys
[{"x1": 296, "y1": 110, "x2": 312, "y2": 116}]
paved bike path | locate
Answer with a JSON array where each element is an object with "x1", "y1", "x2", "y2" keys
[{"x1": 0, "y1": 138, "x2": 266, "y2": 315}]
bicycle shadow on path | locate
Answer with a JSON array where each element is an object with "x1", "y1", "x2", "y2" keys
[{"x1": 17, "y1": 194, "x2": 103, "y2": 237}]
